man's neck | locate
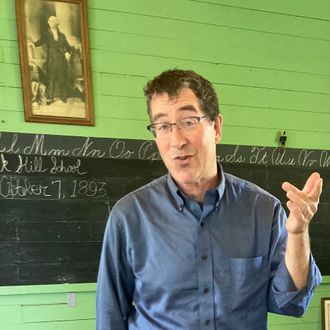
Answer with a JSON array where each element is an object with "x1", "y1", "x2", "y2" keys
[{"x1": 179, "y1": 174, "x2": 219, "y2": 203}]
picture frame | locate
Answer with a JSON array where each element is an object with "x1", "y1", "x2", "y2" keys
[
  {"x1": 322, "y1": 297, "x2": 330, "y2": 330},
  {"x1": 15, "y1": 0, "x2": 94, "y2": 125}
]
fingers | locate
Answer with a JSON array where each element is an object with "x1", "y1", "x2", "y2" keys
[
  {"x1": 286, "y1": 200, "x2": 311, "y2": 226},
  {"x1": 312, "y1": 175, "x2": 323, "y2": 201},
  {"x1": 282, "y1": 172, "x2": 323, "y2": 203},
  {"x1": 282, "y1": 172, "x2": 323, "y2": 224},
  {"x1": 286, "y1": 193, "x2": 316, "y2": 220}
]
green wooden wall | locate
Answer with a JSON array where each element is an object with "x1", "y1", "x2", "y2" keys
[
  {"x1": 1, "y1": 0, "x2": 330, "y2": 329},
  {"x1": 0, "y1": 278, "x2": 329, "y2": 330},
  {"x1": 1, "y1": 0, "x2": 330, "y2": 149}
]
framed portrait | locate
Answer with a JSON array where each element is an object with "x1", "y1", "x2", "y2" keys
[
  {"x1": 15, "y1": 0, "x2": 94, "y2": 125},
  {"x1": 322, "y1": 297, "x2": 330, "y2": 330}
]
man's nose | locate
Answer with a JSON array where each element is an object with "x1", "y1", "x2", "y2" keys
[{"x1": 169, "y1": 125, "x2": 187, "y2": 148}]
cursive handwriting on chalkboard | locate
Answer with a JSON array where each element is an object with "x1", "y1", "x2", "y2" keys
[
  {"x1": 0, "y1": 153, "x2": 109, "y2": 200},
  {"x1": 138, "y1": 141, "x2": 162, "y2": 161},
  {"x1": 0, "y1": 154, "x2": 87, "y2": 175},
  {"x1": 0, "y1": 175, "x2": 109, "y2": 200},
  {"x1": 0, "y1": 175, "x2": 50, "y2": 198},
  {"x1": 218, "y1": 145, "x2": 330, "y2": 168},
  {"x1": 0, "y1": 133, "x2": 329, "y2": 168}
]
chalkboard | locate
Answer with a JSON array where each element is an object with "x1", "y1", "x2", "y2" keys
[{"x1": 0, "y1": 132, "x2": 329, "y2": 285}]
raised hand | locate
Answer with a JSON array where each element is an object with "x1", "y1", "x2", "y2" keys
[{"x1": 282, "y1": 172, "x2": 323, "y2": 234}]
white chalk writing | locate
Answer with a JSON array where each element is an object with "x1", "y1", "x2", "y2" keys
[
  {"x1": 109, "y1": 139, "x2": 135, "y2": 159},
  {"x1": 0, "y1": 133, "x2": 328, "y2": 168}
]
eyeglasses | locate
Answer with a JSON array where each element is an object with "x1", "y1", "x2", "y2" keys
[{"x1": 147, "y1": 115, "x2": 207, "y2": 138}]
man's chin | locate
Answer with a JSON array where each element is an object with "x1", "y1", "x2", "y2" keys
[{"x1": 171, "y1": 172, "x2": 198, "y2": 186}]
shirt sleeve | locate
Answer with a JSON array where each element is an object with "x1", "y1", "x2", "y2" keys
[
  {"x1": 267, "y1": 202, "x2": 322, "y2": 316},
  {"x1": 96, "y1": 207, "x2": 135, "y2": 330}
]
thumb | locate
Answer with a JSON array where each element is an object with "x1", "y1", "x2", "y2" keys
[{"x1": 302, "y1": 172, "x2": 320, "y2": 195}]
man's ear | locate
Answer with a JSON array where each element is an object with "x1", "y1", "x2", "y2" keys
[{"x1": 214, "y1": 114, "x2": 223, "y2": 143}]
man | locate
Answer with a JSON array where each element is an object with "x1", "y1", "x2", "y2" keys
[
  {"x1": 31, "y1": 16, "x2": 71, "y2": 104},
  {"x1": 96, "y1": 69, "x2": 322, "y2": 329}
]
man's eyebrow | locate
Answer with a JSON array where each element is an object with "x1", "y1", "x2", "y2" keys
[
  {"x1": 177, "y1": 104, "x2": 198, "y2": 112},
  {"x1": 152, "y1": 113, "x2": 167, "y2": 123},
  {"x1": 152, "y1": 105, "x2": 198, "y2": 122}
]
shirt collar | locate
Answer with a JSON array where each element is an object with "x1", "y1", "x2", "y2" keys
[{"x1": 166, "y1": 163, "x2": 226, "y2": 212}]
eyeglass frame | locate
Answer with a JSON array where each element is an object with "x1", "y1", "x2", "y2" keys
[{"x1": 147, "y1": 115, "x2": 208, "y2": 138}]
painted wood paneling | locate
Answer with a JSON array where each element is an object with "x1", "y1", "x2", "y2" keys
[
  {"x1": 0, "y1": 0, "x2": 329, "y2": 148},
  {"x1": 0, "y1": 279, "x2": 329, "y2": 329}
]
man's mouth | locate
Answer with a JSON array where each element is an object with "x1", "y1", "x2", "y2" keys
[{"x1": 173, "y1": 155, "x2": 193, "y2": 163}]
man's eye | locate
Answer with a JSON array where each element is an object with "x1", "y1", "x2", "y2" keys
[
  {"x1": 158, "y1": 124, "x2": 169, "y2": 131},
  {"x1": 182, "y1": 119, "x2": 195, "y2": 127}
]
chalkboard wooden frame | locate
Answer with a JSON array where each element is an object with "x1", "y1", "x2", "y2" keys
[{"x1": 15, "y1": 0, "x2": 94, "y2": 126}]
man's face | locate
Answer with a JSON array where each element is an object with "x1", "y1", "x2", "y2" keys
[
  {"x1": 149, "y1": 88, "x2": 222, "y2": 189},
  {"x1": 48, "y1": 16, "x2": 59, "y2": 28}
]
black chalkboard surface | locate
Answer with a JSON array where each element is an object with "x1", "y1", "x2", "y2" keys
[{"x1": 0, "y1": 132, "x2": 329, "y2": 285}]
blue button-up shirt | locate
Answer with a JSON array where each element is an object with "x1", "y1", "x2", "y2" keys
[{"x1": 96, "y1": 170, "x2": 321, "y2": 330}]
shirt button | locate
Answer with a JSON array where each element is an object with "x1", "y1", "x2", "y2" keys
[
  {"x1": 204, "y1": 319, "x2": 210, "y2": 325},
  {"x1": 203, "y1": 288, "x2": 209, "y2": 294},
  {"x1": 202, "y1": 255, "x2": 208, "y2": 260}
]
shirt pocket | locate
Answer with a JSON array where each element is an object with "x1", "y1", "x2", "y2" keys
[{"x1": 224, "y1": 256, "x2": 269, "y2": 311}]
